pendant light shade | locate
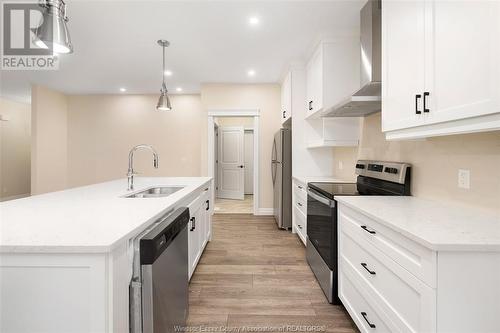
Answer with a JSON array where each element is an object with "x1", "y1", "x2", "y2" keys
[
  {"x1": 34, "y1": 0, "x2": 73, "y2": 54},
  {"x1": 157, "y1": 83, "x2": 172, "y2": 111},
  {"x1": 156, "y1": 40, "x2": 172, "y2": 111}
]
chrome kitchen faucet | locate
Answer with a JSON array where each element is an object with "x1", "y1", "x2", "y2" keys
[{"x1": 127, "y1": 144, "x2": 159, "y2": 191}]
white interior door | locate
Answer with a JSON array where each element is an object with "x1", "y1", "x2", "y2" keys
[
  {"x1": 218, "y1": 126, "x2": 244, "y2": 200},
  {"x1": 244, "y1": 130, "x2": 254, "y2": 195}
]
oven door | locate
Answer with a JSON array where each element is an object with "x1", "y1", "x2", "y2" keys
[{"x1": 306, "y1": 188, "x2": 336, "y2": 270}]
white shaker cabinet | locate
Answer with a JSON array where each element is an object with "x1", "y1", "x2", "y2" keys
[
  {"x1": 281, "y1": 71, "x2": 292, "y2": 123},
  {"x1": 187, "y1": 189, "x2": 211, "y2": 279},
  {"x1": 304, "y1": 39, "x2": 362, "y2": 147},
  {"x1": 381, "y1": 0, "x2": 426, "y2": 132},
  {"x1": 382, "y1": 0, "x2": 500, "y2": 140},
  {"x1": 306, "y1": 39, "x2": 360, "y2": 117},
  {"x1": 291, "y1": 178, "x2": 307, "y2": 246},
  {"x1": 306, "y1": 47, "x2": 323, "y2": 115}
]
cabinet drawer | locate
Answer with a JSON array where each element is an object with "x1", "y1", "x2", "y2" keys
[
  {"x1": 293, "y1": 181, "x2": 307, "y2": 200},
  {"x1": 339, "y1": 270, "x2": 396, "y2": 333},
  {"x1": 341, "y1": 230, "x2": 436, "y2": 332},
  {"x1": 339, "y1": 205, "x2": 437, "y2": 287},
  {"x1": 294, "y1": 195, "x2": 307, "y2": 216},
  {"x1": 293, "y1": 206, "x2": 307, "y2": 245}
]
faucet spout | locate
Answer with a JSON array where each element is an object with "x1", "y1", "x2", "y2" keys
[{"x1": 127, "y1": 144, "x2": 159, "y2": 191}]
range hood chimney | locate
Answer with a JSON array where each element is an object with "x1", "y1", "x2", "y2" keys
[{"x1": 325, "y1": 0, "x2": 381, "y2": 117}]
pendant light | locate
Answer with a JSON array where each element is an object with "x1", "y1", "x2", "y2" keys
[
  {"x1": 156, "y1": 40, "x2": 172, "y2": 111},
  {"x1": 34, "y1": 0, "x2": 73, "y2": 54}
]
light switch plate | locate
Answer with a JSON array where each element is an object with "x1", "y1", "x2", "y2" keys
[{"x1": 458, "y1": 169, "x2": 470, "y2": 189}]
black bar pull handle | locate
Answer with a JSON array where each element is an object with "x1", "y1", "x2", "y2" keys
[
  {"x1": 283, "y1": 110, "x2": 286, "y2": 118},
  {"x1": 423, "y1": 91, "x2": 430, "y2": 113},
  {"x1": 190, "y1": 217, "x2": 196, "y2": 231},
  {"x1": 415, "y1": 94, "x2": 422, "y2": 114},
  {"x1": 361, "y1": 263, "x2": 376, "y2": 275},
  {"x1": 308, "y1": 100, "x2": 313, "y2": 111},
  {"x1": 206, "y1": 200, "x2": 210, "y2": 211},
  {"x1": 361, "y1": 312, "x2": 376, "y2": 329},
  {"x1": 361, "y1": 225, "x2": 376, "y2": 234}
]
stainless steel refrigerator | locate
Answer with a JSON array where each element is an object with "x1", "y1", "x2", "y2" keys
[{"x1": 271, "y1": 128, "x2": 292, "y2": 229}]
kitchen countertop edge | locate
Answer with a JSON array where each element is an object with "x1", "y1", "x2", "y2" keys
[{"x1": 336, "y1": 196, "x2": 500, "y2": 252}]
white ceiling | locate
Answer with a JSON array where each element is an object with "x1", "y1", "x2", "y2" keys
[{"x1": 1, "y1": 0, "x2": 364, "y2": 103}]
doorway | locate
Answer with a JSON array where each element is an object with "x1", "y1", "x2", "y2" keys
[
  {"x1": 207, "y1": 109, "x2": 260, "y2": 215},
  {"x1": 213, "y1": 117, "x2": 254, "y2": 214}
]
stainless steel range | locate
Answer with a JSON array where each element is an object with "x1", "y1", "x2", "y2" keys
[{"x1": 306, "y1": 160, "x2": 411, "y2": 304}]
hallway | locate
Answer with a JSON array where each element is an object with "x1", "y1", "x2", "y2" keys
[
  {"x1": 214, "y1": 195, "x2": 254, "y2": 214},
  {"x1": 187, "y1": 214, "x2": 357, "y2": 332}
]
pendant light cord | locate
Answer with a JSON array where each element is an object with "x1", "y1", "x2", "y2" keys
[{"x1": 162, "y1": 45, "x2": 166, "y2": 88}]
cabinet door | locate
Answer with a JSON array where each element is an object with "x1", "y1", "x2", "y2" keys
[
  {"x1": 199, "y1": 198, "x2": 210, "y2": 249},
  {"x1": 306, "y1": 46, "x2": 323, "y2": 115},
  {"x1": 424, "y1": 0, "x2": 500, "y2": 125},
  {"x1": 188, "y1": 205, "x2": 201, "y2": 278},
  {"x1": 281, "y1": 71, "x2": 292, "y2": 122},
  {"x1": 381, "y1": 1, "x2": 426, "y2": 132}
]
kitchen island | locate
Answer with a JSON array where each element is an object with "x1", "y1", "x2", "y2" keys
[{"x1": 0, "y1": 177, "x2": 212, "y2": 333}]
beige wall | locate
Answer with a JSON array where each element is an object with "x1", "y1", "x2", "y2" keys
[
  {"x1": 201, "y1": 84, "x2": 282, "y2": 209},
  {"x1": 0, "y1": 98, "x2": 31, "y2": 200},
  {"x1": 66, "y1": 94, "x2": 204, "y2": 188},
  {"x1": 30, "y1": 84, "x2": 281, "y2": 210},
  {"x1": 31, "y1": 85, "x2": 68, "y2": 195},
  {"x1": 333, "y1": 113, "x2": 500, "y2": 212}
]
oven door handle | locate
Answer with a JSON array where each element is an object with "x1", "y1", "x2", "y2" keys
[{"x1": 307, "y1": 189, "x2": 335, "y2": 208}]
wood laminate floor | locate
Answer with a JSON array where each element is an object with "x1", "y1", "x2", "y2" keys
[{"x1": 187, "y1": 214, "x2": 358, "y2": 333}]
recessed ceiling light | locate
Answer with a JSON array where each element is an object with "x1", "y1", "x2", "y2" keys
[
  {"x1": 249, "y1": 16, "x2": 260, "y2": 26},
  {"x1": 164, "y1": 70, "x2": 173, "y2": 76},
  {"x1": 247, "y1": 69, "x2": 256, "y2": 77},
  {"x1": 119, "y1": 88, "x2": 126, "y2": 92},
  {"x1": 176, "y1": 87, "x2": 183, "y2": 92}
]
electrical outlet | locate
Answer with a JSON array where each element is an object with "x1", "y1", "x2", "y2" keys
[{"x1": 458, "y1": 169, "x2": 470, "y2": 189}]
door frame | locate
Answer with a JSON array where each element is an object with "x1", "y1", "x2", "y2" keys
[
  {"x1": 243, "y1": 128, "x2": 254, "y2": 195},
  {"x1": 207, "y1": 109, "x2": 260, "y2": 215}
]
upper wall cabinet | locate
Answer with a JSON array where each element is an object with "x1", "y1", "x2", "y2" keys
[
  {"x1": 382, "y1": 0, "x2": 500, "y2": 140},
  {"x1": 281, "y1": 71, "x2": 292, "y2": 123},
  {"x1": 306, "y1": 39, "x2": 360, "y2": 118}
]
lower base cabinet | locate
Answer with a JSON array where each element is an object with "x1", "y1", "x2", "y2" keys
[
  {"x1": 338, "y1": 203, "x2": 500, "y2": 333},
  {"x1": 292, "y1": 179, "x2": 307, "y2": 245},
  {"x1": 188, "y1": 188, "x2": 211, "y2": 279}
]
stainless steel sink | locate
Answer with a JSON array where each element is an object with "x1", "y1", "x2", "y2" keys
[{"x1": 124, "y1": 186, "x2": 185, "y2": 198}]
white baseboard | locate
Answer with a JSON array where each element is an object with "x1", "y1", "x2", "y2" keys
[{"x1": 254, "y1": 208, "x2": 274, "y2": 216}]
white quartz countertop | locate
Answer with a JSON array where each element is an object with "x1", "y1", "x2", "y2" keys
[
  {"x1": 293, "y1": 175, "x2": 356, "y2": 185},
  {"x1": 0, "y1": 177, "x2": 212, "y2": 253},
  {"x1": 336, "y1": 196, "x2": 500, "y2": 251}
]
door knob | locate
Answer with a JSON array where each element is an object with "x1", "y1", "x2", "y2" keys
[{"x1": 238, "y1": 165, "x2": 244, "y2": 168}]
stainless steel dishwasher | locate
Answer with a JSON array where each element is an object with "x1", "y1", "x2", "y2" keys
[{"x1": 130, "y1": 207, "x2": 190, "y2": 333}]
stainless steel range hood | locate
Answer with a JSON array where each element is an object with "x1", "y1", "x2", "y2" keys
[{"x1": 325, "y1": 0, "x2": 381, "y2": 117}]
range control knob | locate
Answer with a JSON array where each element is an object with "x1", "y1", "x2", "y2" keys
[{"x1": 384, "y1": 167, "x2": 399, "y2": 174}]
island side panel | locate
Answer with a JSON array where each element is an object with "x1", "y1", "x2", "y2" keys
[
  {"x1": 110, "y1": 241, "x2": 133, "y2": 333},
  {"x1": 0, "y1": 253, "x2": 108, "y2": 332},
  {"x1": 437, "y1": 251, "x2": 500, "y2": 333}
]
